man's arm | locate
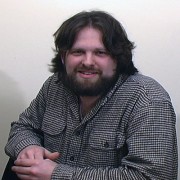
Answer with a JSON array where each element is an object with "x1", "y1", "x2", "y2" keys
[{"x1": 5, "y1": 76, "x2": 52, "y2": 159}]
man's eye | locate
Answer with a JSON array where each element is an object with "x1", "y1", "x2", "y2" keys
[
  {"x1": 96, "y1": 51, "x2": 108, "y2": 56},
  {"x1": 71, "y1": 50, "x2": 83, "y2": 55}
]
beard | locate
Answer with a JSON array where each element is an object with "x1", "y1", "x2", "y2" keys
[{"x1": 62, "y1": 67, "x2": 119, "y2": 97}]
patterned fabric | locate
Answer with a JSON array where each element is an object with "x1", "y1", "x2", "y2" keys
[{"x1": 5, "y1": 73, "x2": 178, "y2": 180}]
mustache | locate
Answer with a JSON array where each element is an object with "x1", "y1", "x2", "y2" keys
[{"x1": 76, "y1": 65, "x2": 101, "y2": 73}]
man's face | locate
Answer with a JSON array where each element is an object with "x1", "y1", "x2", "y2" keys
[{"x1": 63, "y1": 27, "x2": 118, "y2": 96}]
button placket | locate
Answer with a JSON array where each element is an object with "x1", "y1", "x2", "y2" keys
[{"x1": 67, "y1": 131, "x2": 82, "y2": 165}]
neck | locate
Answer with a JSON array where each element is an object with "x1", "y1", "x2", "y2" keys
[{"x1": 80, "y1": 95, "x2": 101, "y2": 117}]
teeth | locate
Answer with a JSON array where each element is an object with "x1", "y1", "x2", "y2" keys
[{"x1": 82, "y1": 72, "x2": 95, "y2": 75}]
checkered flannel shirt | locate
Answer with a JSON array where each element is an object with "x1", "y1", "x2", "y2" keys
[{"x1": 5, "y1": 73, "x2": 178, "y2": 180}]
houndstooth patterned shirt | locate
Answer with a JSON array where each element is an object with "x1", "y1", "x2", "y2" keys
[{"x1": 5, "y1": 73, "x2": 178, "y2": 180}]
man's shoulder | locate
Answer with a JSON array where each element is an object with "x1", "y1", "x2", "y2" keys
[
  {"x1": 127, "y1": 73, "x2": 159, "y2": 86},
  {"x1": 44, "y1": 73, "x2": 62, "y2": 86},
  {"x1": 124, "y1": 73, "x2": 170, "y2": 101},
  {"x1": 42, "y1": 73, "x2": 64, "y2": 92},
  {"x1": 46, "y1": 73, "x2": 59, "y2": 82}
]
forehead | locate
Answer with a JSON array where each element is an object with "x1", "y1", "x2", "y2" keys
[{"x1": 72, "y1": 27, "x2": 105, "y2": 48}]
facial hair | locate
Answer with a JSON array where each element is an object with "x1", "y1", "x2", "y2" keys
[{"x1": 62, "y1": 66, "x2": 119, "y2": 97}]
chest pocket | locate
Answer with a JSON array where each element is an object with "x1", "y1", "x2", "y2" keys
[
  {"x1": 88, "y1": 130, "x2": 125, "y2": 167},
  {"x1": 87, "y1": 130, "x2": 125, "y2": 167},
  {"x1": 89, "y1": 130, "x2": 117, "y2": 150},
  {"x1": 41, "y1": 115, "x2": 66, "y2": 152}
]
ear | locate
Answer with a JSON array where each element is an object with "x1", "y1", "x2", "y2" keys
[
  {"x1": 61, "y1": 52, "x2": 66, "y2": 65},
  {"x1": 61, "y1": 58, "x2": 64, "y2": 65},
  {"x1": 61, "y1": 55, "x2": 65, "y2": 65}
]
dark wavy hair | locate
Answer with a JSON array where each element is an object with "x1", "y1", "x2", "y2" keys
[{"x1": 50, "y1": 10, "x2": 138, "y2": 77}]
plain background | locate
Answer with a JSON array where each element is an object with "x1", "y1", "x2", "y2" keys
[{"x1": 0, "y1": 0, "x2": 179, "y2": 178}]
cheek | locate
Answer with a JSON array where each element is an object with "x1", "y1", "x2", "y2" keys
[
  {"x1": 101, "y1": 61, "x2": 117, "y2": 76},
  {"x1": 65, "y1": 65, "x2": 73, "y2": 75},
  {"x1": 64, "y1": 61, "x2": 72, "y2": 74},
  {"x1": 65, "y1": 60, "x2": 79, "y2": 74}
]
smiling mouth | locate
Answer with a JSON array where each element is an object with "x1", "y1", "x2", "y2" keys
[
  {"x1": 77, "y1": 70, "x2": 99, "y2": 79},
  {"x1": 79, "y1": 71, "x2": 98, "y2": 75}
]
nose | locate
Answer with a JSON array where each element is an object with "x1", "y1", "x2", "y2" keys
[{"x1": 82, "y1": 53, "x2": 95, "y2": 66}]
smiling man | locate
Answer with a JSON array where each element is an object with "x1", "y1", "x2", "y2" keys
[
  {"x1": 4, "y1": 11, "x2": 178, "y2": 180},
  {"x1": 64, "y1": 27, "x2": 117, "y2": 96}
]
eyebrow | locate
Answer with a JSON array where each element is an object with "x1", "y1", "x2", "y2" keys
[{"x1": 70, "y1": 47, "x2": 108, "y2": 51}]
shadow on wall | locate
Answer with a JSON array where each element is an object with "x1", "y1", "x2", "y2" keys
[{"x1": 0, "y1": 70, "x2": 26, "y2": 178}]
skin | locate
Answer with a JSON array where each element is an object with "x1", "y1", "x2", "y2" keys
[
  {"x1": 12, "y1": 27, "x2": 117, "y2": 179},
  {"x1": 12, "y1": 145, "x2": 59, "y2": 180}
]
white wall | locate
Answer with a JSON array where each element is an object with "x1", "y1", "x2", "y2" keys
[{"x1": 0, "y1": 0, "x2": 179, "y2": 178}]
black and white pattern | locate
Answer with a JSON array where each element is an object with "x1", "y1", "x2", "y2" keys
[{"x1": 5, "y1": 73, "x2": 178, "y2": 180}]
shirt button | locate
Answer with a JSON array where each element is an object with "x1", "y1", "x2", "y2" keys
[
  {"x1": 104, "y1": 141, "x2": 109, "y2": 148},
  {"x1": 76, "y1": 131, "x2": 81, "y2": 136},
  {"x1": 70, "y1": 156, "x2": 75, "y2": 161}
]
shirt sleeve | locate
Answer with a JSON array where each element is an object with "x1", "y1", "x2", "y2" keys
[
  {"x1": 51, "y1": 101, "x2": 178, "y2": 180},
  {"x1": 4, "y1": 76, "x2": 53, "y2": 159}
]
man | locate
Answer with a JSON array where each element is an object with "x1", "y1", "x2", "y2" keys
[{"x1": 5, "y1": 11, "x2": 178, "y2": 179}]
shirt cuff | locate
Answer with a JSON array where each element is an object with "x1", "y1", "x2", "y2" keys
[
  {"x1": 51, "y1": 163, "x2": 74, "y2": 180},
  {"x1": 15, "y1": 138, "x2": 42, "y2": 158}
]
